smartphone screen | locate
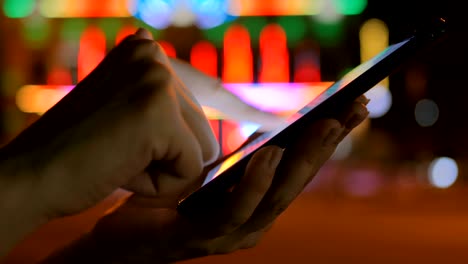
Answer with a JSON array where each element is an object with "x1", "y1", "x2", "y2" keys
[
  {"x1": 178, "y1": 17, "x2": 448, "y2": 214},
  {"x1": 202, "y1": 38, "x2": 410, "y2": 186}
]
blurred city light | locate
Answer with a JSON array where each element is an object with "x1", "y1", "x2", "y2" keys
[
  {"x1": 3, "y1": 0, "x2": 35, "y2": 18},
  {"x1": 365, "y1": 84, "x2": 392, "y2": 118},
  {"x1": 415, "y1": 99, "x2": 439, "y2": 127},
  {"x1": 429, "y1": 157, "x2": 458, "y2": 189}
]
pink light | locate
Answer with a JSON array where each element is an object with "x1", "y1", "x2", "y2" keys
[
  {"x1": 224, "y1": 82, "x2": 332, "y2": 115},
  {"x1": 16, "y1": 82, "x2": 334, "y2": 119}
]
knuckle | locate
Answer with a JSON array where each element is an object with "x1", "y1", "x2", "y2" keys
[{"x1": 127, "y1": 39, "x2": 160, "y2": 61}]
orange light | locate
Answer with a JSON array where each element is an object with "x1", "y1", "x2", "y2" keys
[
  {"x1": 190, "y1": 41, "x2": 218, "y2": 77},
  {"x1": 39, "y1": 0, "x2": 132, "y2": 17},
  {"x1": 222, "y1": 24, "x2": 253, "y2": 83},
  {"x1": 158, "y1": 41, "x2": 177, "y2": 58},
  {"x1": 227, "y1": 0, "x2": 323, "y2": 16},
  {"x1": 78, "y1": 26, "x2": 106, "y2": 81},
  {"x1": 259, "y1": 24, "x2": 289, "y2": 83},
  {"x1": 115, "y1": 25, "x2": 138, "y2": 45},
  {"x1": 16, "y1": 85, "x2": 73, "y2": 114}
]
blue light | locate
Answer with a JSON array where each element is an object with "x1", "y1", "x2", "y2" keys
[
  {"x1": 191, "y1": 0, "x2": 232, "y2": 29},
  {"x1": 135, "y1": 0, "x2": 174, "y2": 29},
  {"x1": 239, "y1": 122, "x2": 261, "y2": 138}
]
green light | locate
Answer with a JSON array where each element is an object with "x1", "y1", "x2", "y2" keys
[
  {"x1": 61, "y1": 19, "x2": 88, "y2": 41},
  {"x1": 239, "y1": 17, "x2": 268, "y2": 45},
  {"x1": 275, "y1": 16, "x2": 307, "y2": 46},
  {"x1": 334, "y1": 0, "x2": 367, "y2": 15},
  {"x1": 338, "y1": 67, "x2": 353, "y2": 79},
  {"x1": 311, "y1": 20, "x2": 344, "y2": 46},
  {"x1": 3, "y1": 0, "x2": 35, "y2": 18},
  {"x1": 22, "y1": 17, "x2": 50, "y2": 48},
  {"x1": 98, "y1": 19, "x2": 123, "y2": 41},
  {"x1": 202, "y1": 21, "x2": 234, "y2": 47}
]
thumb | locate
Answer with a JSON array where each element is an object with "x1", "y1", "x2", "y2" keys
[{"x1": 135, "y1": 28, "x2": 154, "y2": 40}]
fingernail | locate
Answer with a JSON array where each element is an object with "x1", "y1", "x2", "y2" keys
[
  {"x1": 323, "y1": 126, "x2": 344, "y2": 146},
  {"x1": 268, "y1": 148, "x2": 284, "y2": 169},
  {"x1": 356, "y1": 96, "x2": 371, "y2": 105}
]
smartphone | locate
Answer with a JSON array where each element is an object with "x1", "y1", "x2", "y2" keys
[{"x1": 177, "y1": 17, "x2": 448, "y2": 215}]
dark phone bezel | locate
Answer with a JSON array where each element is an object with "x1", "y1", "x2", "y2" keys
[{"x1": 177, "y1": 17, "x2": 448, "y2": 216}]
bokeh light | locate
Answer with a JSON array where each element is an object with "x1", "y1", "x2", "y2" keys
[
  {"x1": 365, "y1": 84, "x2": 392, "y2": 118},
  {"x1": 429, "y1": 157, "x2": 458, "y2": 189},
  {"x1": 192, "y1": 0, "x2": 230, "y2": 29},
  {"x1": 3, "y1": 0, "x2": 36, "y2": 18},
  {"x1": 415, "y1": 99, "x2": 439, "y2": 127}
]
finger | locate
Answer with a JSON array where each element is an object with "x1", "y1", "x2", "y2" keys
[
  {"x1": 336, "y1": 97, "x2": 370, "y2": 142},
  {"x1": 116, "y1": 59, "x2": 203, "y2": 195},
  {"x1": 149, "y1": 45, "x2": 220, "y2": 165},
  {"x1": 135, "y1": 27, "x2": 154, "y2": 40},
  {"x1": 170, "y1": 58, "x2": 286, "y2": 131},
  {"x1": 239, "y1": 119, "x2": 344, "y2": 233},
  {"x1": 196, "y1": 146, "x2": 283, "y2": 237},
  {"x1": 111, "y1": 37, "x2": 220, "y2": 165}
]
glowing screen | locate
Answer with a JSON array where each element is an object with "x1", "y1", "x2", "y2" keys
[{"x1": 203, "y1": 37, "x2": 411, "y2": 185}]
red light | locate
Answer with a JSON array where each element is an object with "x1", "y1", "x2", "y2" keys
[
  {"x1": 191, "y1": 41, "x2": 218, "y2": 78},
  {"x1": 78, "y1": 26, "x2": 106, "y2": 81},
  {"x1": 222, "y1": 24, "x2": 253, "y2": 83},
  {"x1": 259, "y1": 24, "x2": 289, "y2": 83},
  {"x1": 209, "y1": 119, "x2": 220, "y2": 142},
  {"x1": 47, "y1": 67, "x2": 73, "y2": 85},
  {"x1": 115, "y1": 25, "x2": 138, "y2": 45},
  {"x1": 158, "y1": 41, "x2": 177, "y2": 58},
  {"x1": 221, "y1": 120, "x2": 243, "y2": 155},
  {"x1": 294, "y1": 50, "x2": 321, "y2": 82}
]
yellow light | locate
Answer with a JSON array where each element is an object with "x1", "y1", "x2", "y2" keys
[
  {"x1": 16, "y1": 85, "x2": 72, "y2": 115},
  {"x1": 227, "y1": 0, "x2": 324, "y2": 16},
  {"x1": 39, "y1": 0, "x2": 131, "y2": 18},
  {"x1": 359, "y1": 18, "x2": 389, "y2": 62},
  {"x1": 359, "y1": 19, "x2": 391, "y2": 118}
]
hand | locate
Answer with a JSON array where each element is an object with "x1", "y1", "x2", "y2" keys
[
  {"x1": 1, "y1": 28, "x2": 220, "y2": 223},
  {"x1": 41, "y1": 96, "x2": 369, "y2": 264},
  {"x1": 132, "y1": 28, "x2": 285, "y2": 132}
]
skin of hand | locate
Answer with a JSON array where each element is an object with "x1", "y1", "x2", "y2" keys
[
  {"x1": 0, "y1": 28, "x2": 221, "y2": 256},
  {"x1": 0, "y1": 26, "x2": 369, "y2": 262},
  {"x1": 40, "y1": 96, "x2": 370, "y2": 264},
  {"x1": 131, "y1": 28, "x2": 285, "y2": 131}
]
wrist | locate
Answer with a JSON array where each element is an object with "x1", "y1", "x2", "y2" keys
[{"x1": 0, "y1": 154, "x2": 50, "y2": 258}]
